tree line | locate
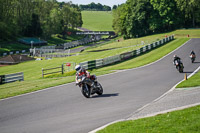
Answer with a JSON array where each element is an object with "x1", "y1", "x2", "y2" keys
[
  {"x1": 0, "y1": 0, "x2": 83, "y2": 41},
  {"x1": 113, "y1": 0, "x2": 200, "y2": 39},
  {"x1": 79, "y1": 2, "x2": 111, "y2": 11}
]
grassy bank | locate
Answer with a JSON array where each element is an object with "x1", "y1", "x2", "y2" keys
[
  {"x1": 81, "y1": 11, "x2": 113, "y2": 31},
  {"x1": 97, "y1": 105, "x2": 200, "y2": 133}
]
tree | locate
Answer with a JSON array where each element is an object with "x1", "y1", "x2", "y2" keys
[
  {"x1": 175, "y1": 0, "x2": 200, "y2": 28},
  {"x1": 112, "y1": 5, "x2": 118, "y2": 10},
  {"x1": 112, "y1": 4, "x2": 128, "y2": 36},
  {"x1": 150, "y1": 0, "x2": 180, "y2": 31},
  {"x1": 112, "y1": 0, "x2": 199, "y2": 39},
  {"x1": 79, "y1": 2, "x2": 111, "y2": 11},
  {"x1": 0, "y1": 0, "x2": 83, "y2": 41},
  {"x1": 24, "y1": 13, "x2": 43, "y2": 37},
  {"x1": 122, "y1": 0, "x2": 153, "y2": 38}
]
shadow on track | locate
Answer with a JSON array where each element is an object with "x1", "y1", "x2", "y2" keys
[
  {"x1": 184, "y1": 71, "x2": 193, "y2": 74},
  {"x1": 92, "y1": 93, "x2": 119, "y2": 98}
]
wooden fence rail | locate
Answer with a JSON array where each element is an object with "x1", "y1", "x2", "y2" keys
[{"x1": 42, "y1": 65, "x2": 64, "y2": 78}]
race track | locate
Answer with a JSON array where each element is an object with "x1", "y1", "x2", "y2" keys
[{"x1": 0, "y1": 39, "x2": 200, "y2": 133}]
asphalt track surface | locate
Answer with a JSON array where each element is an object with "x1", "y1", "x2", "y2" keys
[{"x1": 0, "y1": 39, "x2": 200, "y2": 133}]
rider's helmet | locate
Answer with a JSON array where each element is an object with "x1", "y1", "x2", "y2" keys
[
  {"x1": 174, "y1": 55, "x2": 177, "y2": 58},
  {"x1": 75, "y1": 65, "x2": 82, "y2": 73}
]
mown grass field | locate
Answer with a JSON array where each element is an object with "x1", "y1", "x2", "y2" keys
[
  {"x1": 81, "y1": 11, "x2": 113, "y2": 31},
  {"x1": 0, "y1": 29, "x2": 197, "y2": 99}
]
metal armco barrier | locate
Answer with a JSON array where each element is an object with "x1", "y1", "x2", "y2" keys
[
  {"x1": 88, "y1": 60, "x2": 96, "y2": 69},
  {"x1": 79, "y1": 35, "x2": 174, "y2": 70},
  {"x1": 120, "y1": 52, "x2": 133, "y2": 60},
  {"x1": 0, "y1": 72, "x2": 24, "y2": 84},
  {"x1": 103, "y1": 55, "x2": 121, "y2": 66},
  {"x1": 80, "y1": 61, "x2": 89, "y2": 69}
]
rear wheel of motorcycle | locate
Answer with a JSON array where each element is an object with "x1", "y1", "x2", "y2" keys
[
  {"x1": 179, "y1": 67, "x2": 183, "y2": 73},
  {"x1": 192, "y1": 58, "x2": 194, "y2": 63},
  {"x1": 96, "y1": 83, "x2": 103, "y2": 95},
  {"x1": 82, "y1": 85, "x2": 91, "y2": 98}
]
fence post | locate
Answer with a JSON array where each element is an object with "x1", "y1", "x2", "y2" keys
[
  {"x1": 22, "y1": 72, "x2": 24, "y2": 81},
  {"x1": 0, "y1": 75, "x2": 5, "y2": 84},
  {"x1": 42, "y1": 68, "x2": 44, "y2": 78},
  {"x1": 62, "y1": 64, "x2": 64, "y2": 74}
]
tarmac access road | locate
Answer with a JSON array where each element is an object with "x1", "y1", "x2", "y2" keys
[{"x1": 0, "y1": 39, "x2": 200, "y2": 133}]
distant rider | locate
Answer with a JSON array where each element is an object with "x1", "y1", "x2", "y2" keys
[
  {"x1": 190, "y1": 50, "x2": 196, "y2": 57},
  {"x1": 190, "y1": 50, "x2": 196, "y2": 63}
]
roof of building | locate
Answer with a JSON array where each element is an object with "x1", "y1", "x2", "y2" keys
[{"x1": 0, "y1": 55, "x2": 34, "y2": 64}]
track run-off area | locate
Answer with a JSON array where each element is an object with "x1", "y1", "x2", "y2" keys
[{"x1": 0, "y1": 39, "x2": 200, "y2": 133}]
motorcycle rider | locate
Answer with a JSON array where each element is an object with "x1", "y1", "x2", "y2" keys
[
  {"x1": 190, "y1": 50, "x2": 196, "y2": 63},
  {"x1": 191, "y1": 50, "x2": 195, "y2": 55},
  {"x1": 173, "y1": 55, "x2": 182, "y2": 68},
  {"x1": 190, "y1": 50, "x2": 196, "y2": 57},
  {"x1": 75, "y1": 65, "x2": 96, "y2": 88}
]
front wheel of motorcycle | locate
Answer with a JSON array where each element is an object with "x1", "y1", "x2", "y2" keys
[
  {"x1": 82, "y1": 84, "x2": 91, "y2": 98},
  {"x1": 96, "y1": 83, "x2": 103, "y2": 95}
]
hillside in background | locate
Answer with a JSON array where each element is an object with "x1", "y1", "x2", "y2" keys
[{"x1": 81, "y1": 11, "x2": 113, "y2": 31}]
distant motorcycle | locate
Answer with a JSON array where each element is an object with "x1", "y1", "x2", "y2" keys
[
  {"x1": 76, "y1": 75, "x2": 103, "y2": 98},
  {"x1": 190, "y1": 54, "x2": 196, "y2": 63},
  {"x1": 174, "y1": 60, "x2": 184, "y2": 73}
]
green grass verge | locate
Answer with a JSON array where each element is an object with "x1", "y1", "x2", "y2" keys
[
  {"x1": 173, "y1": 29, "x2": 200, "y2": 38},
  {"x1": 97, "y1": 105, "x2": 200, "y2": 133},
  {"x1": 81, "y1": 11, "x2": 113, "y2": 31},
  {"x1": 176, "y1": 71, "x2": 200, "y2": 88},
  {"x1": 0, "y1": 77, "x2": 75, "y2": 99}
]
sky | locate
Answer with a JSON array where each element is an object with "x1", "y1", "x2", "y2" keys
[{"x1": 57, "y1": 0, "x2": 127, "y2": 7}]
